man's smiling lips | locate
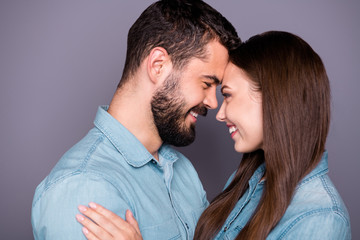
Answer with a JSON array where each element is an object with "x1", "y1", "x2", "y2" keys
[
  {"x1": 189, "y1": 111, "x2": 199, "y2": 122},
  {"x1": 188, "y1": 105, "x2": 207, "y2": 123},
  {"x1": 227, "y1": 124, "x2": 238, "y2": 138}
]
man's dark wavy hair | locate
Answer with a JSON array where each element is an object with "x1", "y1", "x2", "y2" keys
[{"x1": 118, "y1": 0, "x2": 240, "y2": 87}]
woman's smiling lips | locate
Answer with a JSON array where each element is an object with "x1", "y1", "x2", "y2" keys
[{"x1": 227, "y1": 124, "x2": 238, "y2": 138}]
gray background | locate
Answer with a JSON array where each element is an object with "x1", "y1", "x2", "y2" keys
[{"x1": 0, "y1": 0, "x2": 359, "y2": 239}]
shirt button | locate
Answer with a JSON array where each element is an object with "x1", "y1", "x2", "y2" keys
[
  {"x1": 185, "y1": 223, "x2": 189, "y2": 229},
  {"x1": 151, "y1": 160, "x2": 156, "y2": 164}
]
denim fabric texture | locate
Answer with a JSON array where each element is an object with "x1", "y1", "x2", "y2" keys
[
  {"x1": 31, "y1": 106, "x2": 208, "y2": 240},
  {"x1": 213, "y1": 151, "x2": 351, "y2": 240}
]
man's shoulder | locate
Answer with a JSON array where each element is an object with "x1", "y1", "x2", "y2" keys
[
  {"x1": 33, "y1": 128, "x2": 130, "y2": 204},
  {"x1": 31, "y1": 170, "x2": 131, "y2": 240}
]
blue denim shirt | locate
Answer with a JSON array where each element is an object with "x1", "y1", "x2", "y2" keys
[
  {"x1": 214, "y1": 152, "x2": 351, "y2": 240},
  {"x1": 31, "y1": 106, "x2": 208, "y2": 240}
]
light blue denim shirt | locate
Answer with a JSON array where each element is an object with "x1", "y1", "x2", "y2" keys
[
  {"x1": 31, "y1": 106, "x2": 208, "y2": 240},
  {"x1": 214, "y1": 151, "x2": 351, "y2": 240}
]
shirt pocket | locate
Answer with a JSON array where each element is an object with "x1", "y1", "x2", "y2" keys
[{"x1": 140, "y1": 218, "x2": 181, "y2": 240}]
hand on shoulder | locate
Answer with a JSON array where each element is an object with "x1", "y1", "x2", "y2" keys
[{"x1": 76, "y1": 202, "x2": 143, "y2": 240}]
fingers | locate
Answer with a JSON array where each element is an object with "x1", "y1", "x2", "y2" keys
[
  {"x1": 76, "y1": 213, "x2": 113, "y2": 240},
  {"x1": 77, "y1": 203, "x2": 143, "y2": 240},
  {"x1": 78, "y1": 204, "x2": 121, "y2": 237},
  {"x1": 81, "y1": 227, "x2": 100, "y2": 240},
  {"x1": 88, "y1": 202, "x2": 128, "y2": 228},
  {"x1": 125, "y1": 210, "x2": 141, "y2": 235}
]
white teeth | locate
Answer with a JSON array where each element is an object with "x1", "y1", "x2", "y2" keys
[
  {"x1": 229, "y1": 126, "x2": 237, "y2": 134},
  {"x1": 190, "y1": 111, "x2": 198, "y2": 118}
]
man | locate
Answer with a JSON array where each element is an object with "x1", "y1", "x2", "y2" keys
[{"x1": 31, "y1": 0, "x2": 239, "y2": 239}]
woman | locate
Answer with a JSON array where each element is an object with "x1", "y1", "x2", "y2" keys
[{"x1": 76, "y1": 31, "x2": 351, "y2": 239}]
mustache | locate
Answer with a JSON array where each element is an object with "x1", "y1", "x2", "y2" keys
[{"x1": 189, "y1": 104, "x2": 207, "y2": 117}]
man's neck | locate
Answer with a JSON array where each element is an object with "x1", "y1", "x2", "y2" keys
[{"x1": 108, "y1": 88, "x2": 162, "y2": 161}]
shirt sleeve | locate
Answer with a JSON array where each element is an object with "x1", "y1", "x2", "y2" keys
[
  {"x1": 31, "y1": 172, "x2": 132, "y2": 240},
  {"x1": 278, "y1": 210, "x2": 351, "y2": 240}
]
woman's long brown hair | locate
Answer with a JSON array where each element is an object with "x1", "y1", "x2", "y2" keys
[{"x1": 194, "y1": 31, "x2": 331, "y2": 239}]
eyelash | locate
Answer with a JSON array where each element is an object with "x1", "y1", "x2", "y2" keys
[
  {"x1": 222, "y1": 93, "x2": 231, "y2": 98},
  {"x1": 203, "y1": 82, "x2": 212, "y2": 88}
]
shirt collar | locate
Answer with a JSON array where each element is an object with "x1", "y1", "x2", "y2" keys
[
  {"x1": 298, "y1": 150, "x2": 329, "y2": 187},
  {"x1": 93, "y1": 106, "x2": 178, "y2": 167},
  {"x1": 248, "y1": 163, "x2": 266, "y2": 190}
]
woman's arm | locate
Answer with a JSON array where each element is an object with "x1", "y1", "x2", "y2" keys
[{"x1": 76, "y1": 202, "x2": 143, "y2": 240}]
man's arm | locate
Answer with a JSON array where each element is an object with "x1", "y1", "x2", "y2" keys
[{"x1": 31, "y1": 173, "x2": 131, "y2": 240}]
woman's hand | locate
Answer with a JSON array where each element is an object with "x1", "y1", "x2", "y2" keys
[{"x1": 76, "y1": 202, "x2": 142, "y2": 240}]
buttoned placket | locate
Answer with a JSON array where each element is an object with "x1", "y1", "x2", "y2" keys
[
  {"x1": 165, "y1": 162, "x2": 191, "y2": 239},
  {"x1": 222, "y1": 171, "x2": 265, "y2": 233},
  {"x1": 151, "y1": 157, "x2": 191, "y2": 239}
]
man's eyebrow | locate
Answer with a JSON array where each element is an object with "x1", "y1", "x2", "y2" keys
[{"x1": 203, "y1": 75, "x2": 221, "y2": 85}]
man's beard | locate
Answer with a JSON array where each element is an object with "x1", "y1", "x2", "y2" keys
[{"x1": 151, "y1": 73, "x2": 207, "y2": 147}]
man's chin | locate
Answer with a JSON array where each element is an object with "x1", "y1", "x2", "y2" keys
[
  {"x1": 162, "y1": 130, "x2": 195, "y2": 147},
  {"x1": 170, "y1": 138, "x2": 195, "y2": 147}
]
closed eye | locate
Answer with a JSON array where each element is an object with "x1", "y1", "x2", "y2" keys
[
  {"x1": 222, "y1": 93, "x2": 231, "y2": 98},
  {"x1": 203, "y1": 82, "x2": 212, "y2": 88}
]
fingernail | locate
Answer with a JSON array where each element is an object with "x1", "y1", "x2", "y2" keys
[
  {"x1": 78, "y1": 205, "x2": 87, "y2": 212},
  {"x1": 76, "y1": 214, "x2": 85, "y2": 222},
  {"x1": 82, "y1": 227, "x2": 89, "y2": 235},
  {"x1": 89, "y1": 202, "x2": 97, "y2": 209}
]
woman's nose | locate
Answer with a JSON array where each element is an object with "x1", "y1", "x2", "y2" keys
[{"x1": 216, "y1": 102, "x2": 226, "y2": 122}]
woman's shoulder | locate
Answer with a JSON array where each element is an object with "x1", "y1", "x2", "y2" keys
[
  {"x1": 269, "y1": 173, "x2": 351, "y2": 239},
  {"x1": 292, "y1": 173, "x2": 349, "y2": 218},
  {"x1": 287, "y1": 152, "x2": 349, "y2": 222}
]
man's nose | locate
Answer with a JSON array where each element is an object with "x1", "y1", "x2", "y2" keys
[{"x1": 203, "y1": 88, "x2": 218, "y2": 109}]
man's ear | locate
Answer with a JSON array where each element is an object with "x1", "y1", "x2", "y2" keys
[{"x1": 147, "y1": 47, "x2": 172, "y2": 84}]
